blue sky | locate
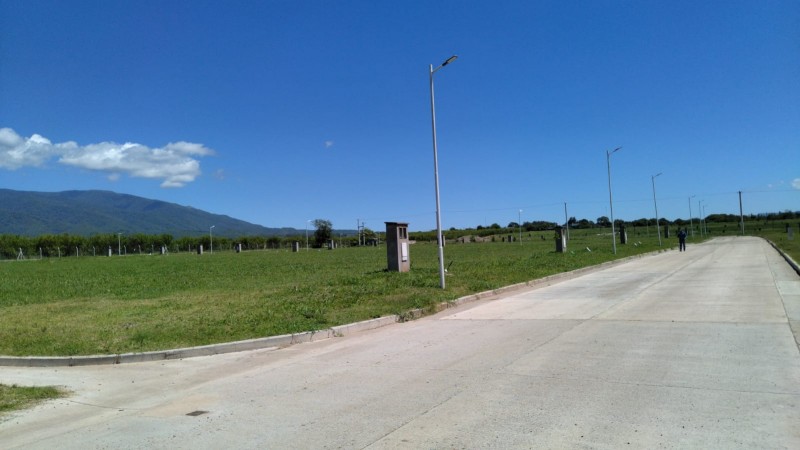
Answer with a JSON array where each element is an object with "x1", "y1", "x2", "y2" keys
[{"x1": 1, "y1": 0, "x2": 798, "y2": 232}]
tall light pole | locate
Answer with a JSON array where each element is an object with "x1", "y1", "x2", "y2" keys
[
  {"x1": 698, "y1": 200, "x2": 704, "y2": 237},
  {"x1": 564, "y1": 202, "x2": 569, "y2": 241},
  {"x1": 518, "y1": 209, "x2": 523, "y2": 244},
  {"x1": 209, "y1": 225, "x2": 215, "y2": 254},
  {"x1": 306, "y1": 220, "x2": 312, "y2": 251},
  {"x1": 430, "y1": 54, "x2": 458, "y2": 289},
  {"x1": 738, "y1": 190, "x2": 745, "y2": 235},
  {"x1": 701, "y1": 203, "x2": 708, "y2": 236},
  {"x1": 651, "y1": 172, "x2": 663, "y2": 246},
  {"x1": 606, "y1": 146, "x2": 622, "y2": 254},
  {"x1": 703, "y1": 204, "x2": 709, "y2": 235},
  {"x1": 688, "y1": 195, "x2": 696, "y2": 237},
  {"x1": 117, "y1": 233, "x2": 122, "y2": 256}
]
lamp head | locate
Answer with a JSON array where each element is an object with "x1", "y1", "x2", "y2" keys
[{"x1": 442, "y1": 55, "x2": 458, "y2": 66}]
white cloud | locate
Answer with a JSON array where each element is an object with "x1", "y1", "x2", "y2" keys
[
  {"x1": 0, "y1": 127, "x2": 68, "y2": 169},
  {"x1": 0, "y1": 127, "x2": 214, "y2": 188},
  {"x1": 792, "y1": 178, "x2": 800, "y2": 190},
  {"x1": 324, "y1": 140, "x2": 334, "y2": 149}
]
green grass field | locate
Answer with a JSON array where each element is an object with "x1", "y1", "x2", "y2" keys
[
  {"x1": 1, "y1": 222, "x2": 796, "y2": 357},
  {"x1": 0, "y1": 228, "x2": 679, "y2": 356}
]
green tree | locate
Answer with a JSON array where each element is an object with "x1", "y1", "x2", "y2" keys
[
  {"x1": 362, "y1": 227, "x2": 377, "y2": 242},
  {"x1": 313, "y1": 219, "x2": 333, "y2": 248},
  {"x1": 0, "y1": 234, "x2": 30, "y2": 259},
  {"x1": 266, "y1": 236, "x2": 282, "y2": 249}
]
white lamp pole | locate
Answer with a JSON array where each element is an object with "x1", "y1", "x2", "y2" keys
[
  {"x1": 652, "y1": 172, "x2": 663, "y2": 246},
  {"x1": 518, "y1": 209, "x2": 523, "y2": 244},
  {"x1": 306, "y1": 220, "x2": 311, "y2": 251},
  {"x1": 703, "y1": 204, "x2": 709, "y2": 235},
  {"x1": 606, "y1": 146, "x2": 622, "y2": 254},
  {"x1": 209, "y1": 225, "x2": 215, "y2": 254},
  {"x1": 688, "y1": 195, "x2": 696, "y2": 237},
  {"x1": 430, "y1": 54, "x2": 458, "y2": 289},
  {"x1": 698, "y1": 200, "x2": 704, "y2": 237},
  {"x1": 117, "y1": 233, "x2": 122, "y2": 256},
  {"x1": 697, "y1": 200, "x2": 703, "y2": 237}
]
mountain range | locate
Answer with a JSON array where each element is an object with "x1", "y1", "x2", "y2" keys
[{"x1": 0, "y1": 189, "x2": 301, "y2": 238}]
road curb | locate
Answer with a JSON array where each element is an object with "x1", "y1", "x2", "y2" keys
[
  {"x1": 0, "y1": 249, "x2": 667, "y2": 367},
  {"x1": 0, "y1": 316, "x2": 398, "y2": 368},
  {"x1": 765, "y1": 238, "x2": 800, "y2": 276}
]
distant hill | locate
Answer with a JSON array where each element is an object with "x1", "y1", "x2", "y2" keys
[{"x1": 0, "y1": 189, "x2": 301, "y2": 238}]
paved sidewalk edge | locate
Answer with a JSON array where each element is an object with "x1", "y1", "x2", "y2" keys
[
  {"x1": 763, "y1": 237, "x2": 800, "y2": 354},
  {"x1": 765, "y1": 238, "x2": 800, "y2": 276},
  {"x1": 0, "y1": 248, "x2": 673, "y2": 367}
]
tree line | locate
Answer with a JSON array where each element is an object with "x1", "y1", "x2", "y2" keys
[
  {"x1": 2, "y1": 211, "x2": 796, "y2": 259},
  {"x1": 408, "y1": 210, "x2": 799, "y2": 243},
  {"x1": 0, "y1": 218, "x2": 352, "y2": 259}
]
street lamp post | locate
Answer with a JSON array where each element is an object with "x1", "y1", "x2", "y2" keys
[
  {"x1": 117, "y1": 233, "x2": 122, "y2": 256},
  {"x1": 306, "y1": 220, "x2": 312, "y2": 251},
  {"x1": 430, "y1": 54, "x2": 458, "y2": 289},
  {"x1": 698, "y1": 200, "x2": 704, "y2": 237},
  {"x1": 652, "y1": 172, "x2": 663, "y2": 246},
  {"x1": 606, "y1": 146, "x2": 622, "y2": 254},
  {"x1": 209, "y1": 225, "x2": 215, "y2": 254},
  {"x1": 703, "y1": 204, "x2": 709, "y2": 235},
  {"x1": 688, "y1": 195, "x2": 696, "y2": 237},
  {"x1": 518, "y1": 209, "x2": 523, "y2": 244},
  {"x1": 738, "y1": 190, "x2": 745, "y2": 235}
]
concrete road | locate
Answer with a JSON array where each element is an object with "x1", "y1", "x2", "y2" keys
[{"x1": 2, "y1": 236, "x2": 799, "y2": 449}]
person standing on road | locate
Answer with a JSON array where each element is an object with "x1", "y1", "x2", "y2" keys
[{"x1": 677, "y1": 228, "x2": 687, "y2": 252}]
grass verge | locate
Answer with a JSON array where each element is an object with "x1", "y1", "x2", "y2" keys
[
  {"x1": 752, "y1": 227, "x2": 799, "y2": 263},
  {"x1": 0, "y1": 384, "x2": 66, "y2": 416},
  {"x1": 4, "y1": 223, "x2": 795, "y2": 357},
  {"x1": 0, "y1": 229, "x2": 687, "y2": 356}
]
